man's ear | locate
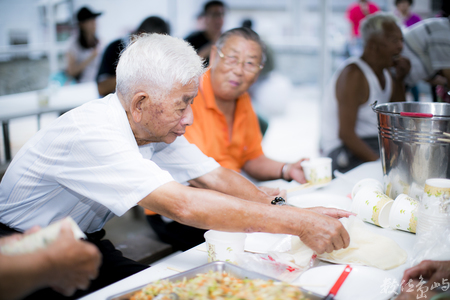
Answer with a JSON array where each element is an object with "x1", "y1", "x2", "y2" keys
[{"x1": 130, "y1": 92, "x2": 149, "y2": 123}]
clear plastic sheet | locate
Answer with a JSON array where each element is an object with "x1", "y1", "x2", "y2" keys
[{"x1": 409, "y1": 203, "x2": 450, "y2": 267}]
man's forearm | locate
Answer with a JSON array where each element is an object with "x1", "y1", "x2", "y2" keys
[
  {"x1": 188, "y1": 167, "x2": 272, "y2": 204},
  {"x1": 138, "y1": 181, "x2": 351, "y2": 254},
  {"x1": 141, "y1": 181, "x2": 296, "y2": 233},
  {"x1": 0, "y1": 252, "x2": 50, "y2": 300}
]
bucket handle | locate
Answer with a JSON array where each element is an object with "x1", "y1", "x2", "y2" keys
[{"x1": 371, "y1": 101, "x2": 378, "y2": 111}]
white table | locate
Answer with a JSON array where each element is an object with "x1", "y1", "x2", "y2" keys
[
  {"x1": 80, "y1": 161, "x2": 417, "y2": 300},
  {"x1": 0, "y1": 82, "x2": 98, "y2": 162}
]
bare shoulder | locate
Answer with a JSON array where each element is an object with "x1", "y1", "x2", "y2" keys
[{"x1": 336, "y1": 63, "x2": 369, "y2": 105}]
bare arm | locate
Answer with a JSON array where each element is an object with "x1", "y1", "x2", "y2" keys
[
  {"x1": 243, "y1": 155, "x2": 308, "y2": 184},
  {"x1": 390, "y1": 56, "x2": 410, "y2": 102},
  {"x1": 336, "y1": 64, "x2": 379, "y2": 162},
  {"x1": 97, "y1": 76, "x2": 116, "y2": 96},
  {"x1": 138, "y1": 181, "x2": 352, "y2": 254},
  {"x1": 242, "y1": 155, "x2": 285, "y2": 182},
  {"x1": 66, "y1": 49, "x2": 98, "y2": 78},
  {"x1": 0, "y1": 222, "x2": 101, "y2": 300},
  {"x1": 188, "y1": 166, "x2": 273, "y2": 204}
]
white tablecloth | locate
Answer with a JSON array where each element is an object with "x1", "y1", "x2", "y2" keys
[{"x1": 79, "y1": 161, "x2": 416, "y2": 300}]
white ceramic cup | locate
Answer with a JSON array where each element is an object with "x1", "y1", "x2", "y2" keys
[
  {"x1": 351, "y1": 178, "x2": 384, "y2": 199},
  {"x1": 389, "y1": 194, "x2": 418, "y2": 233},
  {"x1": 204, "y1": 230, "x2": 246, "y2": 264},
  {"x1": 352, "y1": 187, "x2": 393, "y2": 228},
  {"x1": 300, "y1": 158, "x2": 332, "y2": 186}
]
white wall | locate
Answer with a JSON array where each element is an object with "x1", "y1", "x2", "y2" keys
[{"x1": 0, "y1": 0, "x2": 44, "y2": 48}]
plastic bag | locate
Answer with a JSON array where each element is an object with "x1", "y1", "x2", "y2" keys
[
  {"x1": 235, "y1": 235, "x2": 317, "y2": 282},
  {"x1": 235, "y1": 252, "x2": 317, "y2": 282},
  {"x1": 409, "y1": 203, "x2": 450, "y2": 267}
]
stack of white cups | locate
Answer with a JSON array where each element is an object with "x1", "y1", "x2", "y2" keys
[
  {"x1": 416, "y1": 178, "x2": 450, "y2": 235},
  {"x1": 351, "y1": 178, "x2": 420, "y2": 233}
]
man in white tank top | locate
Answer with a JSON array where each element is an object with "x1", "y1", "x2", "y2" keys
[{"x1": 321, "y1": 13, "x2": 410, "y2": 174}]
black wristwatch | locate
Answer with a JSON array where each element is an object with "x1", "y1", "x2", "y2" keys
[{"x1": 271, "y1": 197, "x2": 286, "y2": 206}]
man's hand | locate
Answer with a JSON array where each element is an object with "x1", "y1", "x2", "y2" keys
[
  {"x1": 401, "y1": 260, "x2": 450, "y2": 289},
  {"x1": 283, "y1": 158, "x2": 309, "y2": 183},
  {"x1": 297, "y1": 210, "x2": 350, "y2": 254},
  {"x1": 306, "y1": 207, "x2": 355, "y2": 219},
  {"x1": 44, "y1": 221, "x2": 101, "y2": 296}
]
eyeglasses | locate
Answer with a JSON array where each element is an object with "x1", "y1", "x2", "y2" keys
[{"x1": 216, "y1": 48, "x2": 263, "y2": 74}]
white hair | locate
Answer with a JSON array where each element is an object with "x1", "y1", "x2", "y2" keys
[
  {"x1": 360, "y1": 12, "x2": 399, "y2": 46},
  {"x1": 116, "y1": 33, "x2": 205, "y2": 102}
]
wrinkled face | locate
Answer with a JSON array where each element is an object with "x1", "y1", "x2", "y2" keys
[
  {"x1": 209, "y1": 35, "x2": 263, "y2": 102},
  {"x1": 374, "y1": 22, "x2": 403, "y2": 68},
  {"x1": 204, "y1": 5, "x2": 225, "y2": 34},
  {"x1": 138, "y1": 81, "x2": 198, "y2": 144}
]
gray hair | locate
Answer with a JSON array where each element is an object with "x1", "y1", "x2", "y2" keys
[
  {"x1": 360, "y1": 12, "x2": 399, "y2": 45},
  {"x1": 116, "y1": 33, "x2": 205, "y2": 103},
  {"x1": 215, "y1": 27, "x2": 267, "y2": 66}
]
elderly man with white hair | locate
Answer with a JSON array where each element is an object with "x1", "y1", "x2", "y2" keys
[
  {"x1": 0, "y1": 33, "x2": 351, "y2": 299},
  {"x1": 321, "y1": 12, "x2": 411, "y2": 174}
]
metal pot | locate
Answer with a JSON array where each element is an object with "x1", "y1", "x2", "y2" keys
[{"x1": 372, "y1": 102, "x2": 450, "y2": 200}]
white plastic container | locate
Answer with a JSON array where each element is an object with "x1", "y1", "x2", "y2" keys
[{"x1": 204, "y1": 230, "x2": 246, "y2": 265}]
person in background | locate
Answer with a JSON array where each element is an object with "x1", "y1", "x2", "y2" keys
[
  {"x1": 96, "y1": 16, "x2": 170, "y2": 97},
  {"x1": 321, "y1": 13, "x2": 410, "y2": 174},
  {"x1": 0, "y1": 220, "x2": 101, "y2": 300},
  {"x1": 185, "y1": 0, "x2": 225, "y2": 66},
  {"x1": 146, "y1": 27, "x2": 309, "y2": 251},
  {"x1": 66, "y1": 6, "x2": 102, "y2": 83},
  {"x1": 397, "y1": 260, "x2": 450, "y2": 299},
  {"x1": 400, "y1": 5, "x2": 450, "y2": 103},
  {"x1": 0, "y1": 33, "x2": 351, "y2": 299},
  {"x1": 346, "y1": 0, "x2": 380, "y2": 57},
  {"x1": 394, "y1": 0, "x2": 421, "y2": 102},
  {"x1": 394, "y1": 0, "x2": 421, "y2": 28}
]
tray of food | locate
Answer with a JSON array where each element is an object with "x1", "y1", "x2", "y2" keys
[{"x1": 107, "y1": 261, "x2": 322, "y2": 300}]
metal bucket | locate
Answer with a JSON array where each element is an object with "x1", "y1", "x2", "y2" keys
[{"x1": 372, "y1": 102, "x2": 450, "y2": 201}]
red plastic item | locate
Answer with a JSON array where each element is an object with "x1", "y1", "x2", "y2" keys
[
  {"x1": 323, "y1": 265, "x2": 353, "y2": 300},
  {"x1": 400, "y1": 112, "x2": 433, "y2": 118}
]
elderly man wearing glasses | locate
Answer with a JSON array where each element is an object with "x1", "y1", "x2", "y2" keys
[{"x1": 145, "y1": 27, "x2": 310, "y2": 250}]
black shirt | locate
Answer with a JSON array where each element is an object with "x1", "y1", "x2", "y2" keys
[
  {"x1": 185, "y1": 31, "x2": 211, "y2": 66},
  {"x1": 96, "y1": 38, "x2": 127, "y2": 94}
]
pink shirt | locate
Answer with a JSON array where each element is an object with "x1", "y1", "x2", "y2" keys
[{"x1": 347, "y1": 2, "x2": 380, "y2": 37}]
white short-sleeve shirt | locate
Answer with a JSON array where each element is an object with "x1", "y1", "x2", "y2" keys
[{"x1": 0, "y1": 94, "x2": 219, "y2": 233}]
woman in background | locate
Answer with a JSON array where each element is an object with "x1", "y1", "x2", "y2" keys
[
  {"x1": 66, "y1": 6, "x2": 102, "y2": 83},
  {"x1": 394, "y1": 0, "x2": 421, "y2": 29}
]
